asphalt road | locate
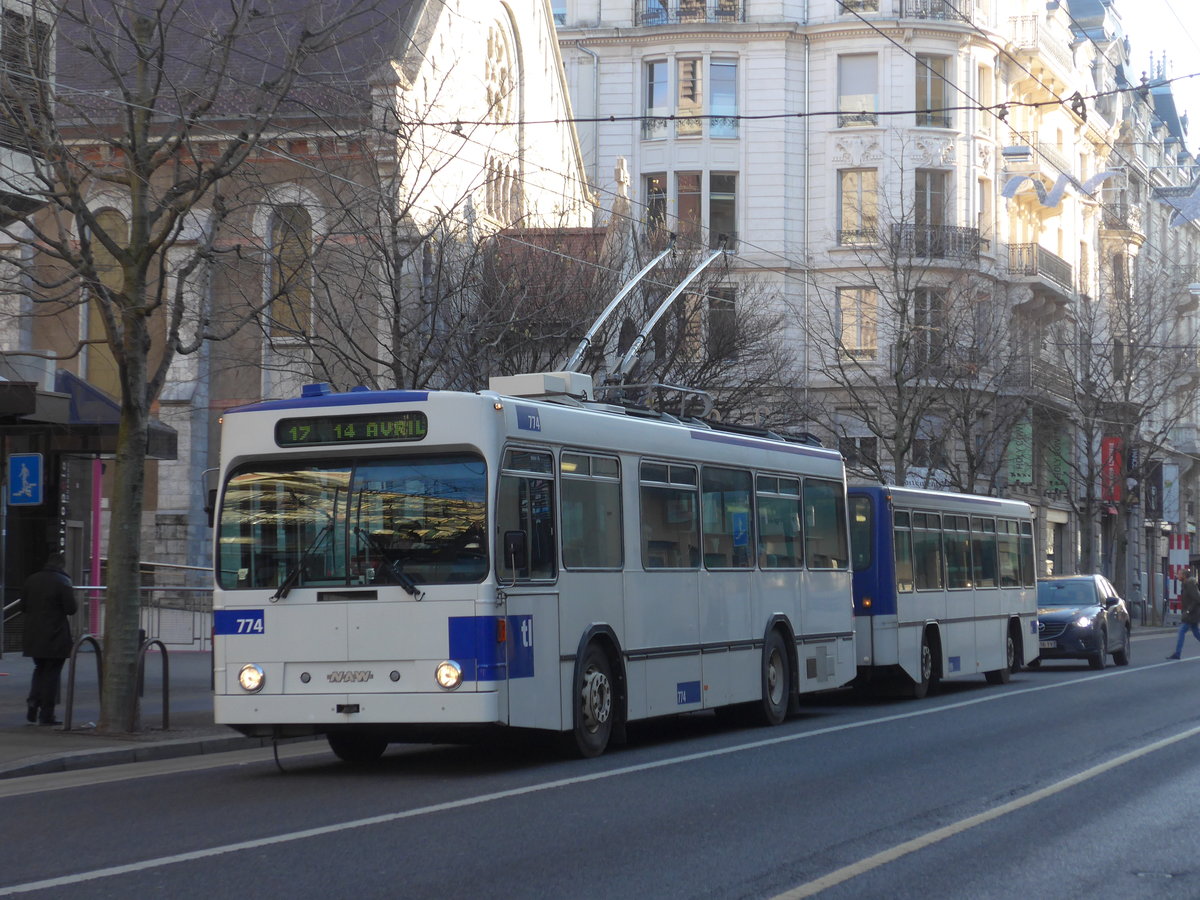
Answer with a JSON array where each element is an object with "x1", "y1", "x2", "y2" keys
[{"x1": 2, "y1": 628, "x2": 1197, "y2": 899}]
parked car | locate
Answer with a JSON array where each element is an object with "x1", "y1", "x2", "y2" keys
[{"x1": 1033, "y1": 575, "x2": 1131, "y2": 669}]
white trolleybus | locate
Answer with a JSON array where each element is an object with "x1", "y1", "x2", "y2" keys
[
  {"x1": 212, "y1": 371, "x2": 858, "y2": 760},
  {"x1": 846, "y1": 484, "x2": 1038, "y2": 698}
]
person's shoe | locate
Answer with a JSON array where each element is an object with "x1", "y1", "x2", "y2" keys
[
  {"x1": 25, "y1": 703, "x2": 37, "y2": 724},
  {"x1": 1167, "y1": 654, "x2": 1182, "y2": 660}
]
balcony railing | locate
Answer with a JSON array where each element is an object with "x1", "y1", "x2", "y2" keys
[
  {"x1": 893, "y1": 224, "x2": 982, "y2": 261},
  {"x1": 1008, "y1": 243, "x2": 1073, "y2": 292},
  {"x1": 1008, "y1": 15, "x2": 1075, "y2": 74},
  {"x1": 1101, "y1": 202, "x2": 1144, "y2": 234},
  {"x1": 635, "y1": 0, "x2": 744, "y2": 25},
  {"x1": 900, "y1": 0, "x2": 971, "y2": 22},
  {"x1": 1004, "y1": 356, "x2": 1073, "y2": 400}
]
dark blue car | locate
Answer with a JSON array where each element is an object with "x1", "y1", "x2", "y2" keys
[{"x1": 1033, "y1": 575, "x2": 1131, "y2": 669}]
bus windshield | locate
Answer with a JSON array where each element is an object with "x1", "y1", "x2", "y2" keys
[{"x1": 218, "y1": 453, "x2": 488, "y2": 590}]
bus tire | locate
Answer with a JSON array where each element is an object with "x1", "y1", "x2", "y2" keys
[
  {"x1": 571, "y1": 642, "x2": 615, "y2": 758},
  {"x1": 756, "y1": 630, "x2": 790, "y2": 726},
  {"x1": 910, "y1": 631, "x2": 936, "y2": 700},
  {"x1": 327, "y1": 732, "x2": 388, "y2": 764},
  {"x1": 985, "y1": 629, "x2": 1016, "y2": 684}
]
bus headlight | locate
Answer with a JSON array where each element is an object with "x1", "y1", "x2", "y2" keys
[
  {"x1": 238, "y1": 663, "x2": 265, "y2": 693},
  {"x1": 435, "y1": 660, "x2": 463, "y2": 690}
]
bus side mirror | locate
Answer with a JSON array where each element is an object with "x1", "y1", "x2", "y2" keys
[{"x1": 503, "y1": 530, "x2": 528, "y2": 574}]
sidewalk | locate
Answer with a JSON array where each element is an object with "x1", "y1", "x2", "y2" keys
[{"x1": 0, "y1": 649, "x2": 281, "y2": 779}]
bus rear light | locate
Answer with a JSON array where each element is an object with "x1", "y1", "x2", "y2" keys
[
  {"x1": 862, "y1": 597, "x2": 872, "y2": 609},
  {"x1": 496, "y1": 618, "x2": 507, "y2": 643}
]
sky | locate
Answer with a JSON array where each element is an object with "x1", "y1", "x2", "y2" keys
[{"x1": 1117, "y1": 0, "x2": 1200, "y2": 156}]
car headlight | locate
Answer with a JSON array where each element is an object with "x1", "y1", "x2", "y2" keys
[
  {"x1": 238, "y1": 663, "x2": 265, "y2": 693},
  {"x1": 435, "y1": 660, "x2": 463, "y2": 690},
  {"x1": 1074, "y1": 615, "x2": 1094, "y2": 628}
]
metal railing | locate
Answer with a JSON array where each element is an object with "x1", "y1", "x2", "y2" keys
[
  {"x1": 901, "y1": 0, "x2": 971, "y2": 21},
  {"x1": 634, "y1": 0, "x2": 743, "y2": 25},
  {"x1": 1007, "y1": 242, "x2": 1074, "y2": 292},
  {"x1": 62, "y1": 633, "x2": 171, "y2": 731},
  {"x1": 892, "y1": 224, "x2": 983, "y2": 261}
]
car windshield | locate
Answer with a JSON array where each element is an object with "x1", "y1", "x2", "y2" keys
[{"x1": 1037, "y1": 580, "x2": 1098, "y2": 608}]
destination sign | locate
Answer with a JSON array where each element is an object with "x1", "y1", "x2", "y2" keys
[{"x1": 275, "y1": 411, "x2": 428, "y2": 447}]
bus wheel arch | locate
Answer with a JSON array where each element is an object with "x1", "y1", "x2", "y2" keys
[{"x1": 568, "y1": 627, "x2": 626, "y2": 758}]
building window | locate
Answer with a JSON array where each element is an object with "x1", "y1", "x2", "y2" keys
[
  {"x1": 977, "y1": 64, "x2": 993, "y2": 134},
  {"x1": 915, "y1": 168, "x2": 947, "y2": 227},
  {"x1": 706, "y1": 286, "x2": 737, "y2": 359},
  {"x1": 710, "y1": 60, "x2": 737, "y2": 137},
  {"x1": 269, "y1": 204, "x2": 313, "y2": 338},
  {"x1": 484, "y1": 23, "x2": 515, "y2": 124},
  {"x1": 838, "y1": 287, "x2": 877, "y2": 358},
  {"x1": 838, "y1": 169, "x2": 878, "y2": 244},
  {"x1": 551, "y1": 1, "x2": 567, "y2": 24},
  {"x1": 643, "y1": 57, "x2": 738, "y2": 140},
  {"x1": 839, "y1": 436, "x2": 879, "y2": 468},
  {"x1": 643, "y1": 60, "x2": 668, "y2": 139},
  {"x1": 913, "y1": 288, "x2": 945, "y2": 365},
  {"x1": 838, "y1": 54, "x2": 877, "y2": 127},
  {"x1": 709, "y1": 172, "x2": 736, "y2": 249},
  {"x1": 0, "y1": 9, "x2": 50, "y2": 147},
  {"x1": 676, "y1": 58, "x2": 702, "y2": 137},
  {"x1": 915, "y1": 55, "x2": 950, "y2": 127},
  {"x1": 840, "y1": 0, "x2": 880, "y2": 10},
  {"x1": 677, "y1": 172, "x2": 702, "y2": 239},
  {"x1": 645, "y1": 173, "x2": 667, "y2": 235}
]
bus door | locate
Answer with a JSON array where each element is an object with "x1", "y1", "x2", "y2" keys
[{"x1": 496, "y1": 448, "x2": 563, "y2": 731}]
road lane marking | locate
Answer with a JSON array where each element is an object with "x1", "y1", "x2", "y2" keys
[
  {"x1": 0, "y1": 659, "x2": 1193, "y2": 893},
  {"x1": 773, "y1": 721, "x2": 1200, "y2": 898}
]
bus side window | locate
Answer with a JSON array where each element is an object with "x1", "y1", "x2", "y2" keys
[
  {"x1": 497, "y1": 449, "x2": 556, "y2": 581},
  {"x1": 757, "y1": 476, "x2": 802, "y2": 568},
  {"x1": 971, "y1": 516, "x2": 997, "y2": 588},
  {"x1": 640, "y1": 462, "x2": 699, "y2": 569},
  {"x1": 894, "y1": 511, "x2": 914, "y2": 592},
  {"x1": 803, "y1": 478, "x2": 848, "y2": 569}
]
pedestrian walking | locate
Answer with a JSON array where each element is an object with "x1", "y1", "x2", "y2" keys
[
  {"x1": 18, "y1": 551, "x2": 78, "y2": 725},
  {"x1": 1168, "y1": 569, "x2": 1200, "y2": 660}
]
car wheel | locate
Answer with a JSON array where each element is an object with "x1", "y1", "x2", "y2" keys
[
  {"x1": 1112, "y1": 627, "x2": 1131, "y2": 666},
  {"x1": 1088, "y1": 628, "x2": 1108, "y2": 670}
]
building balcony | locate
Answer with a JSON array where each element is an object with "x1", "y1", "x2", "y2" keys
[
  {"x1": 634, "y1": 0, "x2": 743, "y2": 25},
  {"x1": 1169, "y1": 423, "x2": 1200, "y2": 455},
  {"x1": 900, "y1": 0, "x2": 970, "y2": 21},
  {"x1": 1008, "y1": 243, "x2": 1073, "y2": 293},
  {"x1": 1007, "y1": 15, "x2": 1077, "y2": 87},
  {"x1": 1100, "y1": 202, "x2": 1145, "y2": 236},
  {"x1": 1003, "y1": 356, "x2": 1073, "y2": 402},
  {"x1": 892, "y1": 224, "x2": 982, "y2": 261}
]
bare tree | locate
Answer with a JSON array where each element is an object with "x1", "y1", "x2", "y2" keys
[
  {"x1": 806, "y1": 195, "x2": 1025, "y2": 489},
  {"x1": 0, "y1": 0, "x2": 385, "y2": 731}
]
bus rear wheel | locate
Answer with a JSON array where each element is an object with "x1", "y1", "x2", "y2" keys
[
  {"x1": 985, "y1": 630, "x2": 1016, "y2": 684},
  {"x1": 910, "y1": 632, "x2": 936, "y2": 699},
  {"x1": 327, "y1": 732, "x2": 388, "y2": 764},
  {"x1": 571, "y1": 643, "x2": 615, "y2": 758},
  {"x1": 757, "y1": 631, "x2": 790, "y2": 726}
]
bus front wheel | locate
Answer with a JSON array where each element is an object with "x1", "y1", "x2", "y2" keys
[
  {"x1": 571, "y1": 643, "x2": 615, "y2": 758},
  {"x1": 327, "y1": 732, "x2": 388, "y2": 764},
  {"x1": 757, "y1": 631, "x2": 790, "y2": 726}
]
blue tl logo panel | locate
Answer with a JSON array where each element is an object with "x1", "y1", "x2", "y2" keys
[
  {"x1": 214, "y1": 609, "x2": 265, "y2": 635},
  {"x1": 448, "y1": 615, "x2": 534, "y2": 682},
  {"x1": 676, "y1": 681, "x2": 701, "y2": 705},
  {"x1": 515, "y1": 405, "x2": 542, "y2": 432}
]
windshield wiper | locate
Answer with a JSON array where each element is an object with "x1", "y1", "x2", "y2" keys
[
  {"x1": 354, "y1": 527, "x2": 422, "y2": 598},
  {"x1": 271, "y1": 521, "x2": 332, "y2": 601}
]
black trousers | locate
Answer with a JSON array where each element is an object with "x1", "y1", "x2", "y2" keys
[{"x1": 27, "y1": 657, "x2": 65, "y2": 721}]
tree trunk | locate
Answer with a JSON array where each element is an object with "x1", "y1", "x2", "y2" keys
[{"x1": 99, "y1": 334, "x2": 150, "y2": 733}]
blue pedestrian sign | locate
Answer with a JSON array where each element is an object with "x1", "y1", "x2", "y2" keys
[{"x1": 7, "y1": 453, "x2": 43, "y2": 506}]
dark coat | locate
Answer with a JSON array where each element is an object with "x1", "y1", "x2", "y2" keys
[
  {"x1": 1182, "y1": 577, "x2": 1200, "y2": 626},
  {"x1": 19, "y1": 565, "x2": 78, "y2": 659}
]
